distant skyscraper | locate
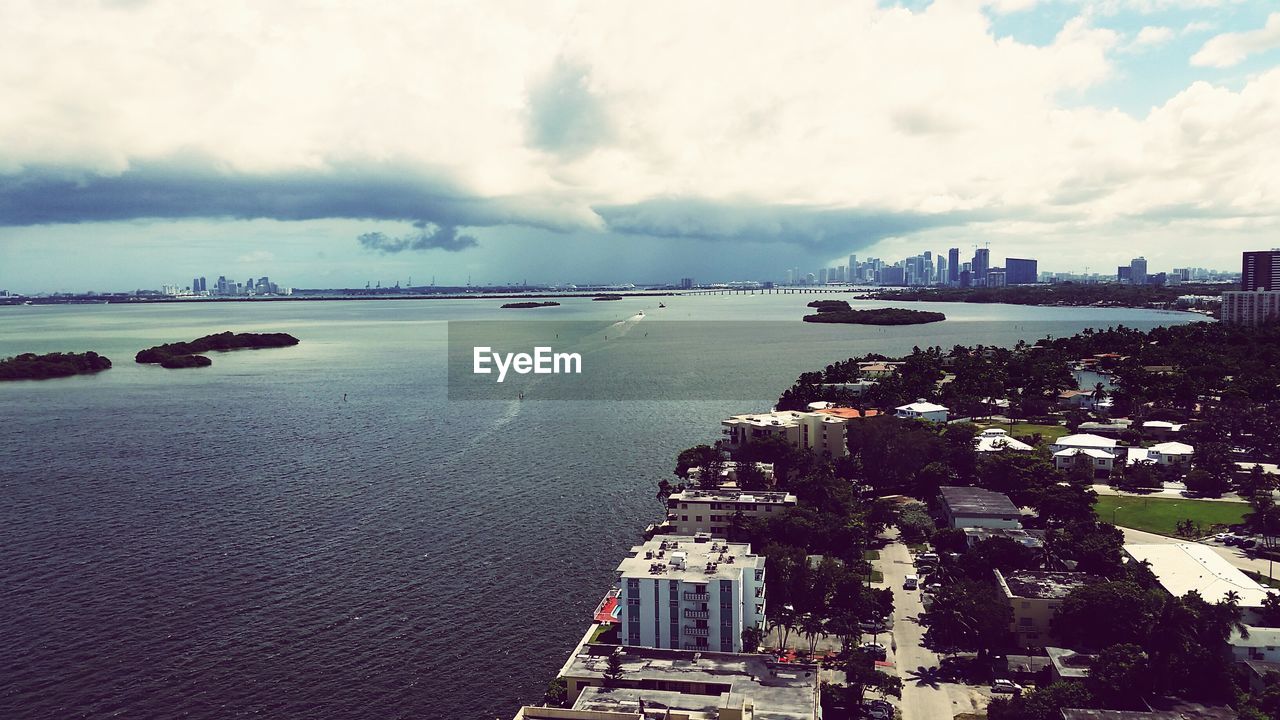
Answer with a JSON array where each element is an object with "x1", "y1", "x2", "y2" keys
[
  {"x1": 216, "y1": 276, "x2": 227, "y2": 294},
  {"x1": 1242, "y1": 250, "x2": 1280, "y2": 291},
  {"x1": 1118, "y1": 266, "x2": 1131, "y2": 283},
  {"x1": 936, "y1": 256, "x2": 948, "y2": 285},
  {"x1": 679, "y1": 277, "x2": 694, "y2": 289},
  {"x1": 1005, "y1": 258, "x2": 1037, "y2": 285},
  {"x1": 948, "y1": 248, "x2": 960, "y2": 284},
  {"x1": 972, "y1": 248, "x2": 990, "y2": 286},
  {"x1": 1130, "y1": 257, "x2": 1147, "y2": 285},
  {"x1": 192, "y1": 277, "x2": 200, "y2": 293},
  {"x1": 197, "y1": 276, "x2": 206, "y2": 292}
]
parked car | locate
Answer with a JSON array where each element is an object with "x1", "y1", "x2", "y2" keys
[
  {"x1": 903, "y1": 574, "x2": 919, "y2": 590},
  {"x1": 991, "y1": 679, "x2": 1022, "y2": 694},
  {"x1": 859, "y1": 618, "x2": 890, "y2": 633},
  {"x1": 1224, "y1": 535, "x2": 1241, "y2": 546},
  {"x1": 862, "y1": 699, "x2": 893, "y2": 719},
  {"x1": 916, "y1": 552, "x2": 939, "y2": 565},
  {"x1": 1241, "y1": 538, "x2": 1258, "y2": 549},
  {"x1": 859, "y1": 642, "x2": 888, "y2": 660},
  {"x1": 1214, "y1": 533, "x2": 1231, "y2": 543}
]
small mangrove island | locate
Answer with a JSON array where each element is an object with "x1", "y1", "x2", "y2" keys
[
  {"x1": 802, "y1": 300, "x2": 945, "y2": 325},
  {"x1": 136, "y1": 331, "x2": 300, "y2": 369},
  {"x1": 0, "y1": 351, "x2": 112, "y2": 381},
  {"x1": 500, "y1": 301, "x2": 561, "y2": 309},
  {"x1": 592, "y1": 295, "x2": 623, "y2": 301}
]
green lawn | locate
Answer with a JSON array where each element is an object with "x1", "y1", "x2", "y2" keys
[
  {"x1": 864, "y1": 550, "x2": 880, "y2": 561},
  {"x1": 870, "y1": 570, "x2": 884, "y2": 583},
  {"x1": 1244, "y1": 570, "x2": 1280, "y2": 590},
  {"x1": 974, "y1": 420, "x2": 1069, "y2": 444},
  {"x1": 1095, "y1": 495, "x2": 1248, "y2": 536}
]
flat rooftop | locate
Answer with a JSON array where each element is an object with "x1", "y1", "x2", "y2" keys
[
  {"x1": 573, "y1": 686, "x2": 718, "y2": 718},
  {"x1": 670, "y1": 488, "x2": 796, "y2": 505},
  {"x1": 1125, "y1": 542, "x2": 1275, "y2": 608},
  {"x1": 939, "y1": 486, "x2": 1019, "y2": 517},
  {"x1": 617, "y1": 535, "x2": 765, "y2": 583},
  {"x1": 997, "y1": 570, "x2": 1099, "y2": 600},
  {"x1": 723, "y1": 411, "x2": 806, "y2": 428},
  {"x1": 564, "y1": 644, "x2": 819, "y2": 720}
]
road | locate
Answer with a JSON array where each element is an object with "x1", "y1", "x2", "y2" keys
[
  {"x1": 1091, "y1": 484, "x2": 1249, "y2": 503},
  {"x1": 876, "y1": 532, "x2": 990, "y2": 720},
  {"x1": 1119, "y1": 526, "x2": 1280, "y2": 582}
]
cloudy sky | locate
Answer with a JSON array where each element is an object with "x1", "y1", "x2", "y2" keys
[{"x1": 2, "y1": 0, "x2": 1279, "y2": 292}]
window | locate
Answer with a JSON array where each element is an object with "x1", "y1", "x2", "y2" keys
[
  {"x1": 681, "y1": 516, "x2": 688, "y2": 521},
  {"x1": 695, "y1": 516, "x2": 702, "y2": 522},
  {"x1": 1019, "y1": 617, "x2": 1034, "y2": 627}
]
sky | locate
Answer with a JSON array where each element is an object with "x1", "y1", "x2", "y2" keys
[{"x1": 2, "y1": 0, "x2": 1280, "y2": 292}]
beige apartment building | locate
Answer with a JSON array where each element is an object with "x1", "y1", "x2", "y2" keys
[
  {"x1": 721, "y1": 407, "x2": 877, "y2": 458},
  {"x1": 995, "y1": 569, "x2": 1099, "y2": 648},
  {"x1": 664, "y1": 489, "x2": 798, "y2": 536}
]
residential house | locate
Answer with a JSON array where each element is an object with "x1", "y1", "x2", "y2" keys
[
  {"x1": 939, "y1": 486, "x2": 1021, "y2": 529},
  {"x1": 1054, "y1": 447, "x2": 1116, "y2": 477},
  {"x1": 895, "y1": 400, "x2": 949, "y2": 422},
  {"x1": 975, "y1": 427, "x2": 1034, "y2": 453}
]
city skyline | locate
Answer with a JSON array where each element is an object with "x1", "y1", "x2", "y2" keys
[{"x1": 3, "y1": 2, "x2": 1280, "y2": 291}]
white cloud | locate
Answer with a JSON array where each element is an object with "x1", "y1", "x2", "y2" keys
[
  {"x1": 1128, "y1": 25, "x2": 1175, "y2": 51},
  {"x1": 0, "y1": 0, "x2": 1276, "y2": 267},
  {"x1": 1191, "y1": 12, "x2": 1280, "y2": 67}
]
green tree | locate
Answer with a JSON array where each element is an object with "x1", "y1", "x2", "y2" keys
[
  {"x1": 543, "y1": 677, "x2": 568, "y2": 707},
  {"x1": 741, "y1": 625, "x2": 764, "y2": 652},
  {"x1": 895, "y1": 503, "x2": 935, "y2": 544},
  {"x1": 1087, "y1": 643, "x2": 1151, "y2": 710},
  {"x1": 735, "y1": 461, "x2": 769, "y2": 491},
  {"x1": 921, "y1": 579, "x2": 1012, "y2": 657},
  {"x1": 1052, "y1": 581, "x2": 1162, "y2": 649},
  {"x1": 988, "y1": 681, "x2": 1095, "y2": 720},
  {"x1": 603, "y1": 652, "x2": 625, "y2": 687}
]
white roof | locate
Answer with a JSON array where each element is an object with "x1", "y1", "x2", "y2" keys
[
  {"x1": 1125, "y1": 447, "x2": 1153, "y2": 466},
  {"x1": 1150, "y1": 441, "x2": 1194, "y2": 455},
  {"x1": 1143, "y1": 421, "x2": 1185, "y2": 431},
  {"x1": 977, "y1": 434, "x2": 1035, "y2": 452},
  {"x1": 1232, "y1": 625, "x2": 1280, "y2": 648},
  {"x1": 1053, "y1": 433, "x2": 1118, "y2": 449},
  {"x1": 897, "y1": 401, "x2": 948, "y2": 413},
  {"x1": 1055, "y1": 447, "x2": 1114, "y2": 459},
  {"x1": 1125, "y1": 542, "x2": 1275, "y2": 609}
]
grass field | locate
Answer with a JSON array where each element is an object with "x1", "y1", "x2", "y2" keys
[
  {"x1": 1095, "y1": 495, "x2": 1248, "y2": 536},
  {"x1": 974, "y1": 420, "x2": 1069, "y2": 444}
]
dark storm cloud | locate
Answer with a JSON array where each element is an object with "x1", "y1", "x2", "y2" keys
[
  {"x1": 0, "y1": 157, "x2": 985, "y2": 255},
  {"x1": 595, "y1": 198, "x2": 984, "y2": 251},
  {"x1": 357, "y1": 223, "x2": 479, "y2": 253},
  {"x1": 526, "y1": 58, "x2": 614, "y2": 157},
  {"x1": 0, "y1": 159, "x2": 581, "y2": 232}
]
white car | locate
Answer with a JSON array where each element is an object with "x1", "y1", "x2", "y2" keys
[{"x1": 991, "y1": 679, "x2": 1022, "y2": 694}]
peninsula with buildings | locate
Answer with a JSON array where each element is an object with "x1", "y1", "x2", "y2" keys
[{"x1": 519, "y1": 250, "x2": 1280, "y2": 720}]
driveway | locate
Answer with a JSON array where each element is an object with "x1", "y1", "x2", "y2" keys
[{"x1": 876, "y1": 533, "x2": 991, "y2": 720}]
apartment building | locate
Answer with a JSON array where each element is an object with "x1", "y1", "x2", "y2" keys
[
  {"x1": 617, "y1": 535, "x2": 766, "y2": 653},
  {"x1": 939, "y1": 486, "x2": 1021, "y2": 529},
  {"x1": 665, "y1": 489, "x2": 797, "y2": 536},
  {"x1": 1221, "y1": 289, "x2": 1280, "y2": 325},
  {"x1": 721, "y1": 407, "x2": 876, "y2": 458},
  {"x1": 995, "y1": 569, "x2": 1100, "y2": 648}
]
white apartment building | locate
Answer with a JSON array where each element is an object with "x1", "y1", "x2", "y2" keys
[
  {"x1": 617, "y1": 535, "x2": 766, "y2": 654},
  {"x1": 665, "y1": 489, "x2": 797, "y2": 536},
  {"x1": 1222, "y1": 289, "x2": 1280, "y2": 325}
]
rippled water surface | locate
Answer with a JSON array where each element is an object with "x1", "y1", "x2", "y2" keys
[{"x1": 0, "y1": 295, "x2": 1200, "y2": 719}]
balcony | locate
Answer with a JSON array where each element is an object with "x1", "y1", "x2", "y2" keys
[
  {"x1": 683, "y1": 592, "x2": 710, "y2": 601},
  {"x1": 683, "y1": 609, "x2": 709, "y2": 619},
  {"x1": 683, "y1": 626, "x2": 710, "y2": 637}
]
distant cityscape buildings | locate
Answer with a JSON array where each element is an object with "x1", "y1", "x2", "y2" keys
[
  {"x1": 162, "y1": 273, "x2": 291, "y2": 297},
  {"x1": 1223, "y1": 250, "x2": 1280, "y2": 325}
]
